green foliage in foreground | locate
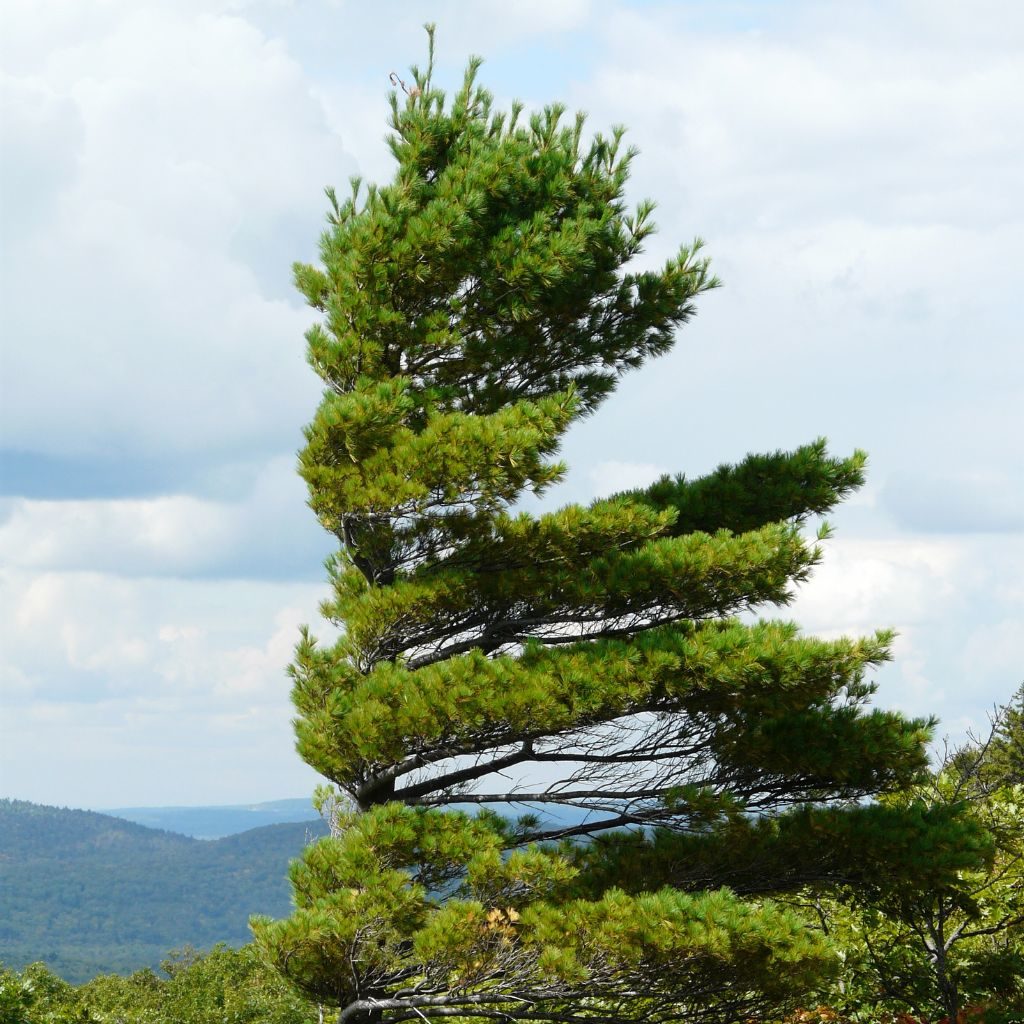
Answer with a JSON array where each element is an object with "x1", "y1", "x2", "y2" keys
[
  {"x1": 251, "y1": 26, "x2": 984, "y2": 1024},
  {"x1": 3, "y1": 698, "x2": 1020, "y2": 1022},
  {"x1": 799, "y1": 697, "x2": 1024, "y2": 1023},
  {"x1": 0, "y1": 945, "x2": 319, "y2": 1024}
]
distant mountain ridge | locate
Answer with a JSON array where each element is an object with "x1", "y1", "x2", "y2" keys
[
  {"x1": 0, "y1": 797, "x2": 598, "y2": 984},
  {"x1": 101, "y1": 796, "x2": 595, "y2": 840},
  {"x1": 103, "y1": 797, "x2": 321, "y2": 839},
  {"x1": 0, "y1": 798, "x2": 327, "y2": 983}
]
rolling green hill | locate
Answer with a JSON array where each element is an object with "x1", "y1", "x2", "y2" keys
[{"x1": 0, "y1": 799, "x2": 327, "y2": 983}]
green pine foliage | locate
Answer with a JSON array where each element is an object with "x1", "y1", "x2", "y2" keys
[{"x1": 253, "y1": 28, "x2": 984, "y2": 1023}]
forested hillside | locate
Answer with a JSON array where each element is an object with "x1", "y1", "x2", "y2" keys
[{"x1": 0, "y1": 800, "x2": 327, "y2": 983}]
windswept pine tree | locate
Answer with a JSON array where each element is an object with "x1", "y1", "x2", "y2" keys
[{"x1": 253, "y1": 29, "x2": 985, "y2": 1024}]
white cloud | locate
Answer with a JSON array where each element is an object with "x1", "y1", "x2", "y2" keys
[
  {"x1": 789, "y1": 533, "x2": 1024, "y2": 735},
  {"x1": 547, "y1": 1, "x2": 1023, "y2": 501},
  {"x1": 962, "y1": 620, "x2": 1024, "y2": 684},
  {"x1": 0, "y1": 567, "x2": 330, "y2": 805},
  {"x1": 0, "y1": 73, "x2": 84, "y2": 240},
  {"x1": 587, "y1": 5, "x2": 1022, "y2": 229},
  {"x1": 441, "y1": 0, "x2": 591, "y2": 42},
  {"x1": 0, "y1": 566, "x2": 330, "y2": 702},
  {"x1": 0, "y1": 457, "x2": 333, "y2": 578},
  {"x1": 1, "y1": 0, "x2": 352, "y2": 463},
  {"x1": 212, "y1": 606, "x2": 309, "y2": 699},
  {"x1": 791, "y1": 536, "x2": 964, "y2": 635}
]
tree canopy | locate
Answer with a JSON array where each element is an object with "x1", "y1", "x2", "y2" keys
[
  {"x1": 252, "y1": 29, "x2": 984, "y2": 1024},
  {"x1": 807, "y1": 696, "x2": 1024, "y2": 1022}
]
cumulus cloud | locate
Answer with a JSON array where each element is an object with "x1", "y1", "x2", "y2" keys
[
  {"x1": 586, "y1": 3, "x2": 1023, "y2": 230},
  {"x1": 790, "y1": 536, "x2": 965, "y2": 636},
  {"x1": 790, "y1": 533, "x2": 1024, "y2": 732},
  {"x1": 0, "y1": 568, "x2": 330, "y2": 805},
  {"x1": 0, "y1": 457, "x2": 333, "y2": 579},
  {"x1": 0, "y1": 74, "x2": 84, "y2": 240},
  {"x1": 0, "y1": 567, "x2": 328, "y2": 701},
  {"x1": 1, "y1": 0, "x2": 351, "y2": 473},
  {"x1": 546, "y1": 0, "x2": 1023, "y2": 506}
]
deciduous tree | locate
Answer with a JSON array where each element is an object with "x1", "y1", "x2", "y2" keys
[{"x1": 810, "y1": 699, "x2": 1024, "y2": 1022}]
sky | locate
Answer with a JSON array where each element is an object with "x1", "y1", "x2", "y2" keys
[{"x1": 1, "y1": 0, "x2": 1021, "y2": 810}]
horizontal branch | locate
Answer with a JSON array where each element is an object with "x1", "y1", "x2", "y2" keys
[{"x1": 394, "y1": 742, "x2": 534, "y2": 801}]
